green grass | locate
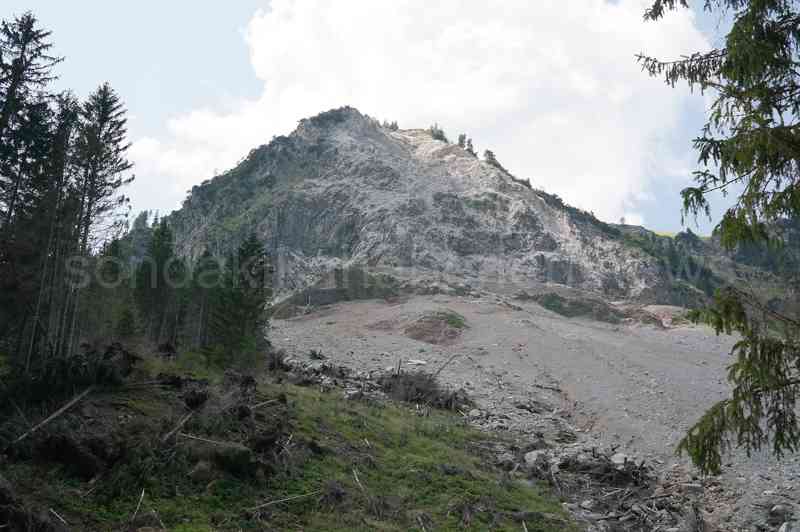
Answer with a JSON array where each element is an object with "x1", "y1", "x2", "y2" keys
[
  {"x1": 534, "y1": 293, "x2": 623, "y2": 323},
  {"x1": 252, "y1": 385, "x2": 570, "y2": 531},
  {"x1": 4, "y1": 378, "x2": 573, "y2": 531},
  {"x1": 140, "y1": 350, "x2": 224, "y2": 383},
  {"x1": 432, "y1": 309, "x2": 468, "y2": 329}
]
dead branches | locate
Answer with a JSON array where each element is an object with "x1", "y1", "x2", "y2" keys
[{"x1": 13, "y1": 385, "x2": 94, "y2": 444}]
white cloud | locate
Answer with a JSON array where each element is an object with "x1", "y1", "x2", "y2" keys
[{"x1": 129, "y1": 0, "x2": 710, "y2": 224}]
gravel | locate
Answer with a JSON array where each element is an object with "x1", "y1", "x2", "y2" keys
[{"x1": 271, "y1": 293, "x2": 799, "y2": 530}]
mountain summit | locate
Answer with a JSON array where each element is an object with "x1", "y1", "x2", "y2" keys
[{"x1": 169, "y1": 107, "x2": 776, "y2": 305}]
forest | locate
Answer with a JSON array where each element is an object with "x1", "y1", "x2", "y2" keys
[{"x1": 0, "y1": 13, "x2": 271, "y2": 405}]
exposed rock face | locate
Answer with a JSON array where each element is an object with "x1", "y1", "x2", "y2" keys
[{"x1": 170, "y1": 107, "x2": 679, "y2": 302}]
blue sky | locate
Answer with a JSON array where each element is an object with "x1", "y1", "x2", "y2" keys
[
  {"x1": 6, "y1": 1, "x2": 734, "y2": 234},
  {"x1": 7, "y1": 1, "x2": 263, "y2": 137}
]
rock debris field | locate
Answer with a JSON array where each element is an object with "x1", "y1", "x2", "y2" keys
[{"x1": 272, "y1": 293, "x2": 799, "y2": 531}]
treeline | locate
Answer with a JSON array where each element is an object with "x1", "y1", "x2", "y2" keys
[
  {"x1": 0, "y1": 13, "x2": 271, "y2": 398},
  {"x1": 0, "y1": 12, "x2": 133, "y2": 373},
  {"x1": 99, "y1": 214, "x2": 271, "y2": 368}
]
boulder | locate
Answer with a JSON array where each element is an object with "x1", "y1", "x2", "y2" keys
[
  {"x1": 524, "y1": 450, "x2": 550, "y2": 467},
  {"x1": 610, "y1": 453, "x2": 629, "y2": 467},
  {"x1": 495, "y1": 452, "x2": 516, "y2": 471}
]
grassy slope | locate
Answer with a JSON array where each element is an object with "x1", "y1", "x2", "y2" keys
[{"x1": 3, "y1": 356, "x2": 574, "y2": 532}]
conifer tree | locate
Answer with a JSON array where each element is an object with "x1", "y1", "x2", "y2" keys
[
  {"x1": 0, "y1": 12, "x2": 61, "y2": 144},
  {"x1": 135, "y1": 218, "x2": 174, "y2": 341},
  {"x1": 72, "y1": 83, "x2": 133, "y2": 253},
  {"x1": 466, "y1": 138, "x2": 476, "y2": 156},
  {"x1": 640, "y1": 0, "x2": 800, "y2": 473},
  {"x1": 428, "y1": 123, "x2": 448, "y2": 143},
  {"x1": 207, "y1": 233, "x2": 271, "y2": 368}
]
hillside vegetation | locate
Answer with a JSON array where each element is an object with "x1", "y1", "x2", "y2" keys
[{"x1": 0, "y1": 355, "x2": 573, "y2": 532}]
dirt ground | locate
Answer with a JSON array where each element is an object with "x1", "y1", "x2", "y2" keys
[{"x1": 272, "y1": 293, "x2": 800, "y2": 530}]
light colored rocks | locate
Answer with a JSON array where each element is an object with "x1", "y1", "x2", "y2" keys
[
  {"x1": 681, "y1": 483, "x2": 704, "y2": 495},
  {"x1": 344, "y1": 388, "x2": 363, "y2": 400},
  {"x1": 610, "y1": 453, "x2": 629, "y2": 467},
  {"x1": 524, "y1": 449, "x2": 550, "y2": 467},
  {"x1": 468, "y1": 408, "x2": 483, "y2": 419},
  {"x1": 172, "y1": 107, "x2": 675, "y2": 303}
]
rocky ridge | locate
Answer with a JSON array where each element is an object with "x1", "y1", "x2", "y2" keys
[{"x1": 171, "y1": 106, "x2": 689, "y2": 304}]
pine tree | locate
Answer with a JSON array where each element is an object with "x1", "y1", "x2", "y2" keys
[
  {"x1": 189, "y1": 250, "x2": 222, "y2": 348},
  {"x1": 466, "y1": 138, "x2": 476, "y2": 156},
  {"x1": 72, "y1": 83, "x2": 133, "y2": 254},
  {"x1": 457, "y1": 133, "x2": 466, "y2": 148},
  {"x1": 640, "y1": 0, "x2": 800, "y2": 474},
  {"x1": 0, "y1": 12, "x2": 61, "y2": 144},
  {"x1": 135, "y1": 218, "x2": 174, "y2": 342},
  {"x1": 207, "y1": 233, "x2": 271, "y2": 368},
  {"x1": 428, "y1": 123, "x2": 448, "y2": 143}
]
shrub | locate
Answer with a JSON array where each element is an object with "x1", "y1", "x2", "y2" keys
[
  {"x1": 379, "y1": 370, "x2": 469, "y2": 410},
  {"x1": 428, "y1": 123, "x2": 449, "y2": 143},
  {"x1": 266, "y1": 348, "x2": 290, "y2": 372},
  {"x1": 3, "y1": 342, "x2": 138, "y2": 404}
]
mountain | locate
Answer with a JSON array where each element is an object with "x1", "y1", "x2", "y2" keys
[{"x1": 168, "y1": 106, "x2": 790, "y2": 308}]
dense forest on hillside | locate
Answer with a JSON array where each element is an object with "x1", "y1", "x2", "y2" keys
[{"x1": 0, "y1": 13, "x2": 272, "y2": 406}]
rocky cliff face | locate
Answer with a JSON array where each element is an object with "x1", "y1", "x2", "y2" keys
[{"x1": 169, "y1": 107, "x2": 706, "y2": 303}]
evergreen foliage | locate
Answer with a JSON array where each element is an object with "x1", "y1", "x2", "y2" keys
[
  {"x1": 458, "y1": 133, "x2": 477, "y2": 156},
  {"x1": 466, "y1": 138, "x2": 476, "y2": 156},
  {"x1": 0, "y1": 14, "x2": 274, "y2": 402},
  {"x1": 640, "y1": 0, "x2": 800, "y2": 473},
  {"x1": 484, "y1": 149, "x2": 511, "y2": 173},
  {"x1": 206, "y1": 233, "x2": 272, "y2": 368},
  {"x1": 428, "y1": 123, "x2": 448, "y2": 143}
]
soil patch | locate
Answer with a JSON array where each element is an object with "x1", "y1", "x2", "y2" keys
[{"x1": 403, "y1": 309, "x2": 467, "y2": 345}]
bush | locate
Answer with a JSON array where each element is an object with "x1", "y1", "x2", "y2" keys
[
  {"x1": 428, "y1": 123, "x2": 449, "y2": 143},
  {"x1": 379, "y1": 370, "x2": 469, "y2": 410},
  {"x1": 266, "y1": 348, "x2": 290, "y2": 372},
  {"x1": 3, "y1": 342, "x2": 138, "y2": 404}
]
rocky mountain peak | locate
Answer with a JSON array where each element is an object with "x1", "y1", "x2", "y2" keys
[{"x1": 168, "y1": 106, "x2": 723, "y2": 305}]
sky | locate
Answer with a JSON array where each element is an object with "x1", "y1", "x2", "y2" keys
[{"x1": 8, "y1": 1, "x2": 734, "y2": 234}]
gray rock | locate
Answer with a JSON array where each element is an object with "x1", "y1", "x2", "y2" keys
[
  {"x1": 495, "y1": 452, "x2": 516, "y2": 471},
  {"x1": 580, "y1": 499, "x2": 595, "y2": 510},
  {"x1": 610, "y1": 452, "x2": 629, "y2": 467},
  {"x1": 170, "y1": 107, "x2": 682, "y2": 305},
  {"x1": 524, "y1": 450, "x2": 550, "y2": 467},
  {"x1": 344, "y1": 388, "x2": 363, "y2": 400},
  {"x1": 681, "y1": 482, "x2": 704, "y2": 495}
]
